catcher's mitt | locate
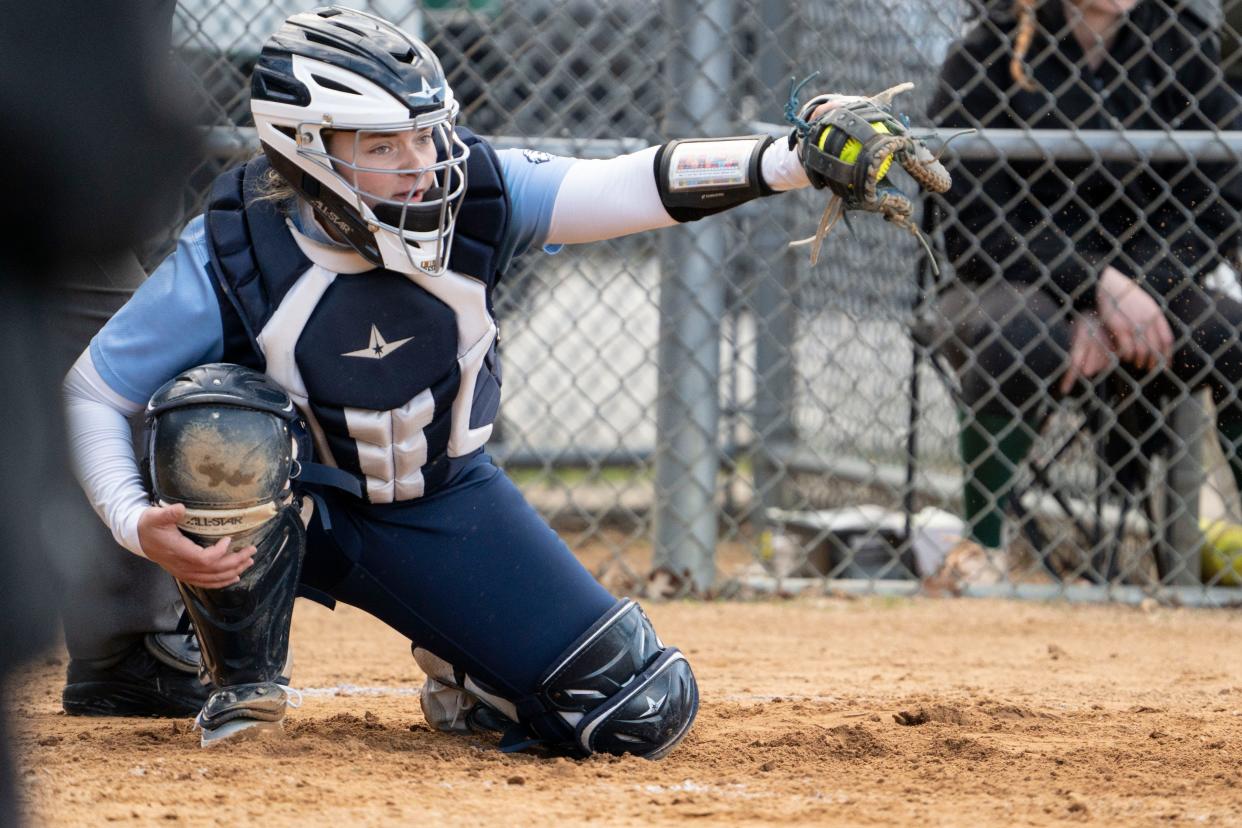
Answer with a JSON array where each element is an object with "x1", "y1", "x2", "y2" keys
[{"x1": 786, "y1": 77, "x2": 957, "y2": 270}]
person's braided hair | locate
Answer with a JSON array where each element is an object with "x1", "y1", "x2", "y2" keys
[{"x1": 1010, "y1": 0, "x2": 1039, "y2": 90}]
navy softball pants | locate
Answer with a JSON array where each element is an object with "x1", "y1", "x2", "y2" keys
[{"x1": 298, "y1": 453, "x2": 616, "y2": 698}]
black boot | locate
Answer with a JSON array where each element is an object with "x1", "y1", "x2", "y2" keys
[{"x1": 62, "y1": 637, "x2": 209, "y2": 718}]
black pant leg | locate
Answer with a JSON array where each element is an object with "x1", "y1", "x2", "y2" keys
[
  {"x1": 937, "y1": 279, "x2": 1073, "y2": 418},
  {"x1": 1160, "y1": 281, "x2": 1242, "y2": 421},
  {"x1": 53, "y1": 254, "x2": 183, "y2": 662}
]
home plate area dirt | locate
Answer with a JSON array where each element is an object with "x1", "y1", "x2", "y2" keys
[{"x1": 13, "y1": 596, "x2": 1242, "y2": 826}]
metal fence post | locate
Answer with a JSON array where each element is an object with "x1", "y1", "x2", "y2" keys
[
  {"x1": 1160, "y1": 393, "x2": 1207, "y2": 586},
  {"x1": 750, "y1": 0, "x2": 797, "y2": 525},
  {"x1": 652, "y1": 0, "x2": 734, "y2": 593}
]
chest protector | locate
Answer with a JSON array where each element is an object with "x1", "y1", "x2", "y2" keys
[{"x1": 203, "y1": 129, "x2": 511, "y2": 503}]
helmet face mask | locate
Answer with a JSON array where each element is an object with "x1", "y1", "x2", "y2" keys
[
  {"x1": 309, "y1": 121, "x2": 470, "y2": 273},
  {"x1": 250, "y1": 7, "x2": 469, "y2": 276}
]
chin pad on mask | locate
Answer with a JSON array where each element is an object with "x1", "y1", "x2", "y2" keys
[{"x1": 372, "y1": 200, "x2": 442, "y2": 232}]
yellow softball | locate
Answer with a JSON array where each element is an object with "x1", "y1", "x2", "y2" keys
[
  {"x1": 1200, "y1": 518, "x2": 1242, "y2": 586},
  {"x1": 819, "y1": 121, "x2": 893, "y2": 183}
]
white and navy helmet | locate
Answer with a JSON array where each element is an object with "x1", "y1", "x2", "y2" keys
[{"x1": 250, "y1": 6, "x2": 469, "y2": 276}]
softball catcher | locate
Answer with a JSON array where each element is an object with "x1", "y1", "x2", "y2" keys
[{"x1": 64, "y1": 7, "x2": 951, "y2": 756}]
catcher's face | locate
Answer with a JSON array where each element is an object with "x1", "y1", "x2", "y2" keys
[{"x1": 324, "y1": 128, "x2": 438, "y2": 210}]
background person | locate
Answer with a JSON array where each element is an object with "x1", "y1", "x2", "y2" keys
[
  {"x1": 55, "y1": 250, "x2": 206, "y2": 719},
  {"x1": 928, "y1": 0, "x2": 1242, "y2": 554},
  {"x1": 47, "y1": 0, "x2": 207, "y2": 720}
]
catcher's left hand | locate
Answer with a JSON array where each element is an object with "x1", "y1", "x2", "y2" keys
[{"x1": 787, "y1": 80, "x2": 955, "y2": 268}]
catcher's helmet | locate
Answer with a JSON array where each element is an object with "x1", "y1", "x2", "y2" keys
[
  {"x1": 145, "y1": 364, "x2": 301, "y2": 545},
  {"x1": 250, "y1": 6, "x2": 468, "y2": 276}
]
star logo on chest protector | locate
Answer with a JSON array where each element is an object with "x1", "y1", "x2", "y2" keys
[{"x1": 342, "y1": 324, "x2": 414, "y2": 360}]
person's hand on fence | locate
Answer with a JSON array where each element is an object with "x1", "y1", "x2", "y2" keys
[
  {"x1": 1095, "y1": 265, "x2": 1174, "y2": 372},
  {"x1": 1059, "y1": 314, "x2": 1114, "y2": 394},
  {"x1": 137, "y1": 503, "x2": 255, "y2": 588}
]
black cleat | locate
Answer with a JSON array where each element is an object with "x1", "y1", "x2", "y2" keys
[{"x1": 63, "y1": 640, "x2": 210, "y2": 718}]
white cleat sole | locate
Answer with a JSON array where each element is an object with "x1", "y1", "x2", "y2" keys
[{"x1": 200, "y1": 717, "x2": 284, "y2": 748}]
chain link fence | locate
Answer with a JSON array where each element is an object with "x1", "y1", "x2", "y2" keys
[{"x1": 168, "y1": 0, "x2": 1242, "y2": 605}]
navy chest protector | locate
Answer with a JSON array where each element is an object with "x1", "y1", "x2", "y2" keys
[{"x1": 203, "y1": 128, "x2": 511, "y2": 370}]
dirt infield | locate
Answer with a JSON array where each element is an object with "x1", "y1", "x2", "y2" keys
[{"x1": 12, "y1": 596, "x2": 1242, "y2": 827}]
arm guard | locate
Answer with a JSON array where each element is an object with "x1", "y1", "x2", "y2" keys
[{"x1": 654, "y1": 135, "x2": 776, "y2": 222}]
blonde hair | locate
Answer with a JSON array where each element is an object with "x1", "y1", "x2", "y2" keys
[
  {"x1": 1010, "y1": 0, "x2": 1039, "y2": 91},
  {"x1": 249, "y1": 162, "x2": 299, "y2": 213}
]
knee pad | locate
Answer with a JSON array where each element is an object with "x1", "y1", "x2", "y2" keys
[
  {"x1": 411, "y1": 601, "x2": 697, "y2": 759},
  {"x1": 146, "y1": 363, "x2": 306, "y2": 688},
  {"x1": 515, "y1": 599, "x2": 698, "y2": 759}
]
